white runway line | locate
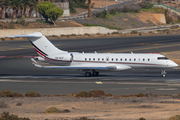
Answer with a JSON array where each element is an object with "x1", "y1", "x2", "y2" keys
[{"x1": 156, "y1": 88, "x2": 178, "y2": 90}]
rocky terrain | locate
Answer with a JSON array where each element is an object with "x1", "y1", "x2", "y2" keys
[{"x1": 1, "y1": 95, "x2": 180, "y2": 120}]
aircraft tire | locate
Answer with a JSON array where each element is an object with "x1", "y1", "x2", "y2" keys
[
  {"x1": 93, "y1": 72, "x2": 99, "y2": 76},
  {"x1": 85, "y1": 72, "x2": 91, "y2": 77},
  {"x1": 162, "y1": 74, "x2": 166, "y2": 77}
]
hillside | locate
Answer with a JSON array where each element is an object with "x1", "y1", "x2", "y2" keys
[
  {"x1": 75, "y1": 11, "x2": 166, "y2": 30},
  {"x1": 75, "y1": 3, "x2": 178, "y2": 30}
]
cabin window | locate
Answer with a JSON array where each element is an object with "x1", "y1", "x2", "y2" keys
[
  {"x1": 120, "y1": 58, "x2": 122, "y2": 61},
  {"x1": 116, "y1": 58, "x2": 118, "y2": 61},
  {"x1": 143, "y1": 59, "x2": 145, "y2": 61},
  {"x1": 125, "y1": 58, "x2": 127, "y2": 61},
  {"x1": 112, "y1": 58, "x2": 113, "y2": 61},
  {"x1": 139, "y1": 58, "x2": 140, "y2": 61},
  {"x1": 55, "y1": 57, "x2": 58, "y2": 60},
  {"x1": 89, "y1": 58, "x2": 91, "y2": 61},
  {"x1": 102, "y1": 58, "x2": 104, "y2": 61},
  {"x1": 157, "y1": 57, "x2": 169, "y2": 60},
  {"x1": 85, "y1": 58, "x2": 87, "y2": 61},
  {"x1": 134, "y1": 58, "x2": 136, "y2": 61},
  {"x1": 148, "y1": 59, "x2": 150, "y2": 61},
  {"x1": 93, "y1": 58, "x2": 95, "y2": 61},
  {"x1": 129, "y1": 59, "x2": 131, "y2": 61},
  {"x1": 98, "y1": 58, "x2": 100, "y2": 61}
]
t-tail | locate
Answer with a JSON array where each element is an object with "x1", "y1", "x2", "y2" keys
[{"x1": 6, "y1": 32, "x2": 67, "y2": 57}]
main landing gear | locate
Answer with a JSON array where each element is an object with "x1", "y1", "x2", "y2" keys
[
  {"x1": 85, "y1": 70, "x2": 99, "y2": 77},
  {"x1": 161, "y1": 69, "x2": 167, "y2": 77}
]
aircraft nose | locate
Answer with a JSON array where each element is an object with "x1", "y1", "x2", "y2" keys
[{"x1": 168, "y1": 61, "x2": 178, "y2": 67}]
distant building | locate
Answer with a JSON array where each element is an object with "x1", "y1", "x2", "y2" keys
[{"x1": 54, "y1": 0, "x2": 70, "y2": 16}]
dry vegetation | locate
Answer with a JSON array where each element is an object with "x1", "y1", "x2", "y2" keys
[
  {"x1": 0, "y1": 20, "x2": 83, "y2": 29},
  {"x1": 0, "y1": 90, "x2": 180, "y2": 120}
]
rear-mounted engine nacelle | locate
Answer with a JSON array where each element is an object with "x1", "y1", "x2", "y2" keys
[{"x1": 34, "y1": 56, "x2": 45, "y2": 61}]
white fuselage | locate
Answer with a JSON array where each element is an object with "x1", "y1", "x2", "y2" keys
[{"x1": 42, "y1": 53, "x2": 178, "y2": 70}]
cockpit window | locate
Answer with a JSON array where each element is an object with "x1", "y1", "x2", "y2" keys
[{"x1": 157, "y1": 57, "x2": 169, "y2": 60}]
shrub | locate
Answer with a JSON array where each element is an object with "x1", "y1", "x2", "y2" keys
[
  {"x1": 109, "y1": 9, "x2": 117, "y2": 15},
  {"x1": 70, "y1": 5, "x2": 76, "y2": 13},
  {"x1": 111, "y1": 32, "x2": 119, "y2": 34},
  {"x1": 96, "y1": 10, "x2": 107, "y2": 18},
  {"x1": 0, "y1": 100, "x2": 8, "y2": 108},
  {"x1": 9, "y1": 23, "x2": 15, "y2": 29},
  {"x1": 76, "y1": 90, "x2": 106, "y2": 97},
  {"x1": 106, "y1": 93, "x2": 113, "y2": 97},
  {"x1": 123, "y1": 6, "x2": 130, "y2": 12},
  {"x1": 76, "y1": 91, "x2": 88, "y2": 97},
  {"x1": 116, "y1": 8, "x2": 123, "y2": 13},
  {"x1": 87, "y1": 90, "x2": 105, "y2": 97},
  {"x1": 137, "y1": 93, "x2": 145, "y2": 97},
  {"x1": 1, "y1": 38, "x2": 5, "y2": 41},
  {"x1": 16, "y1": 103, "x2": 22, "y2": 106},
  {"x1": 25, "y1": 91, "x2": 41, "y2": 97},
  {"x1": 144, "y1": 2, "x2": 153, "y2": 9},
  {"x1": 84, "y1": 33, "x2": 90, "y2": 36},
  {"x1": 15, "y1": 19, "x2": 28, "y2": 26},
  {"x1": 0, "y1": 90, "x2": 23, "y2": 97},
  {"x1": 61, "y1": 109, "x2": 70, "y2": 113},
  {"x1": 138, "y1": 2, "x2": 146, "y2": 8},
  {"x1": 139, "y1": 117, "x2": 146, "y2": 120},
  {"x1": 45, "y1": 107, "x2": 60, "y2": 113},
  {"x1": 75, "y1": 117, "x2": 94, "y2": 120},
  {"x1": 130, "y1": 30, "x2": 138, "y2": 34},
  {"x1": 166, "y1": 15, "x2": 173, "y2": 24},
  {"x1": 168, "y1": 115, "x2": 180, "y2": 120},
  {"x1": 0, "y1": 112, "x2": 30, "y2": 120}
]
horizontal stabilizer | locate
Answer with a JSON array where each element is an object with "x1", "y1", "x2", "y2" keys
[
  {"x1": 31, "y1": 58, "x2": 42, "y2": 67},
  {"x1": 6, "y1": 32, "x2": 43, "y2": 38}
]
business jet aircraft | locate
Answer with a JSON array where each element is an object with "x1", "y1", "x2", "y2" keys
[{"x1": 7, "y1": 32, "x2": 178, "y2": 77}]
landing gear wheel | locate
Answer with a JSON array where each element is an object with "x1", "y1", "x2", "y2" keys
[
  {"x1": 161, "y1": 69, "x2": 167, "y2": 77},
  {"x1": 162, "y1": 74, "x2": 166, "y2": 77},
  {"x1": 85, "y1": 72, "x2": 91, "y2": 77},
  {"x1": 93, "y1": 72, "x2": 99, "y2": 76}
]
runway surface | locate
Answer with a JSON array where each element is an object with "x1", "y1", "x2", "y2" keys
[{"x1": 0, "y1": 35, "x2": 180, "y2": 95}]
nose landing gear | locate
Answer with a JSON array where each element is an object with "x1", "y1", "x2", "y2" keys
[{"x1": 161, "y1": 69, "x2": 167, "y2": 77}]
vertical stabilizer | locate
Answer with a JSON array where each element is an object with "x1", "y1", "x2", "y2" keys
[{"x1": 6, "y1": 32, "x2": 67, "y2": 56}]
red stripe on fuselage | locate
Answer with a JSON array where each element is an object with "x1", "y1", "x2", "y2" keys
[
  {"x1": 43, "y1": 58, "x2": 166, "y2": 67},
  {"x1": 34, "y1": 48, "x2": 46, "y2": 57}
]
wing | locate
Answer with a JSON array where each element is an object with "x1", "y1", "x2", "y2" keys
[{"x1": 31, "y1": 58, "x2": 131, "y2": 71}]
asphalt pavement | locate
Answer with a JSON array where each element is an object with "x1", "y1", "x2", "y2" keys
[{"x1": 0, "y1": 35, "x2": 180, "y2": 95}]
